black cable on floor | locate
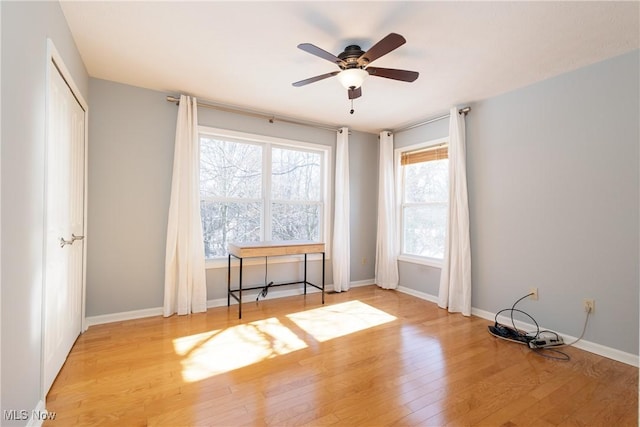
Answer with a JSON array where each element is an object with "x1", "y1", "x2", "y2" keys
[
  {"x1": 256, "y1": 256, "x2": 273, "y2": 302},
  {"x1": 489, "y1": 292, "x2": 591, "y2": 361}
]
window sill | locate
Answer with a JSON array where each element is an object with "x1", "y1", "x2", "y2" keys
[
  {"x1": 206, "y1": 253, "x2": 327, "y2": 270},
  {"x1": 398, "y1": 254, "x2": 443, "y2": 269}
]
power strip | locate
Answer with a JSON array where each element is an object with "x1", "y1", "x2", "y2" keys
[
  {"x1": 528, "y1": 336, "x2": 564, "y2": 349},
  {"x1": 488, "y1": 323, "x2": 565, "y2": 349}
]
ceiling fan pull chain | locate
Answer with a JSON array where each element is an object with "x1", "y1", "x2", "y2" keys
[{"x1": 350, "y1": 98, "x2": 354, "y2": 115}]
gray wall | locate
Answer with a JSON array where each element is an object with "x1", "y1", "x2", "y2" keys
[
  {"x1": 1, "y1": 1, "x2": 89, "y2": 423},
  {"x1": 86, "y1": 79, "x2": 177, "y2": 316},
  {"x1": 348, "y1": 131, "x2": 378, "y2": 282},
  {"x1": 396, "y1": 50, "x2": 639, "y2": 355},
  {"x1": 86, "y1": 79, "x2": 378, "y2": 315}
]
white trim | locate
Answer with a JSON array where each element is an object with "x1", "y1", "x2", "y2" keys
[
  {"x1": 396, "y1": 286, "x2": 439, "y2": 304},
  {"x1": 395, "y1": 286, "x2": 639, "y2": 367},
  {"x1": 85, "y1": 307, "x2": 164, "y2": 328},
  {"x1": 85, "y1": 279, "x2": 376, "y2": 327},
  {"x1": 27, "y1": 400, "x2": 47, "y2": 427},
  {"x1": 199, "y1": 126, "x2": 330, "y2": 152},
  {"x1": 398, "y1": 254, "x2": 443, "y2": 269},
  {"x1": 350, "y1": 278, "x2": 376, "y2": 288},
  {"x1": 0, "y1": 1, "x2": 3, "y2": 414},
  {"x1": 85, "y1": 288, "x2": 327, "y2": 326},
  {"x1": 264, "y1": 143, "x2": 272, "y2": 239}
]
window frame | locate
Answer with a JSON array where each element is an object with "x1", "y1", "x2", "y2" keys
[
  {"x1": 394, "y1": 137, "x2": 449, "y2": 268},
  {"x1": 199, "y1": 126, "x2": 332, "y2": 269}
]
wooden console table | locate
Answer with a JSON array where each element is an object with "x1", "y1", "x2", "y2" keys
[{"x1": 227, "y1": 240, "x2": 325, "y2": 319}]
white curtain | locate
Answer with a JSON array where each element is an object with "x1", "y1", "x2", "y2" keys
[
  {"x1": 375, "y1": 131, "x2": 399, "y2": 289},
  {"x1": 332, "y1": 127, "x2": 351, "y2": 292},
  {"x1": 438, "y1": 107, "x2": 472, "y2": 316},
  {"x1": 163, "y1": 95, "x2": 207, "y2": 316}
]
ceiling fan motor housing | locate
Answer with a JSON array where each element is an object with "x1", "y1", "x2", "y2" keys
[{"x1": 338, "y1": 45, "x2": 367, "y2": 69}]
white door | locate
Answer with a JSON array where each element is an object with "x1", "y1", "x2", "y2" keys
[{"x1": 43, "y1": 58, "x2": 86, "y2": 394}]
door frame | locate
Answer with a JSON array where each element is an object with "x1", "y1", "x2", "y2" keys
[{"x1": 41, "y1": 39, "x2": 89, "y2": 400}]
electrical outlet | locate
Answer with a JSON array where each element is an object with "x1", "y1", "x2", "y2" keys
[
  {"x1": 529, "y1": 287, "x2": 538, "y2": 300},
  {"x1": 584, "y1": 299, "x2": 595, "y2": 313}
]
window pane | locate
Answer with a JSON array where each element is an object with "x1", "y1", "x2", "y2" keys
[
  {"x1": 403, "y1": 204, "x2": 447, "y2": 259},
  {"x1": 201, "y1": 201, "x2": 262, "y2": 258},
  {"x1": 404, "y1": 159, "x2": 448, "y2": 203},
  {"x1": 271, "y1": 203, "x2": 320, "y2": 241},
  {"x1": 200, "y1": 137, "x2": 262, "y2": 199},
  {"x1": 272, "y1": 147, "x2": 321, "y2": 201}
]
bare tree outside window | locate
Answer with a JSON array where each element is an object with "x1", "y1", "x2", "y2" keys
[
  {"x1": 200, "y1": 137, "x2": 262, "y2": 258},
  {"x1": 402, "y1": 159, "x2": 448, "y2": 259},
  {"x1": 271, "y1": 148, "x2": 321, "y2": 241},
  {"x1": 199, "y1": 135, "x2": 325, "y2": 259}
]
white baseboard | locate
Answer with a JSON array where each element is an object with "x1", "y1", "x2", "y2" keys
[
  {"x1": 350, "y1": 278, "x2": 376, "y2": 288},
  {"x1": 26, "y1": 400, "x2": 48, "y2": 427},
  {"x1": 397, "y1": 286, "x2": 439, "y2": 304},
  {"x1": 85, "y1": 306, "x2": 164, "y2": 328},
  {"x1": 86, "y1": 279, "x2": 378, "y2": 327},
  {"x1": 396, "y1": 287, "x2": 639, "y2": 367}
]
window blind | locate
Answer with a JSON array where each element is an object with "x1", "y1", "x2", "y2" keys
[{"x1": 400, "y1": 144, "x2": 448, "y2": 165}]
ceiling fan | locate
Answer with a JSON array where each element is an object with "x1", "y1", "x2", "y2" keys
[{"x1": 292, "y1": 33, "x2": 419, "y2": 109}]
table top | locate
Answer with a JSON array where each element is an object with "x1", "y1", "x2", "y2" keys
[{"x1": 228, "y1": 240, "x2": 325, "y2": 258}]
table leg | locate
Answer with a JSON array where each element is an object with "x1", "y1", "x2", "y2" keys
[
  {"x1": 304, "y1": 253, "x2": 308, "y2": 295},
  {"x1": 322, "y1": 252, "x2": 325, "y2": 304},
  {"x1": 227, "y1": 254, "x2": 231, "y2": 306},
  {"x1": 239, "y1": 257, "x2": 243, "y2": 319}
]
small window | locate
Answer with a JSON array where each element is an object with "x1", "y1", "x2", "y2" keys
[{"x1": 398, "y1": 141, "x2": 449, "y2": 263}]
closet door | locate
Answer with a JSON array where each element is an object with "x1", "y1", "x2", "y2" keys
[{"x1": 43, "y1": 57, "x2": 86, "y2": 394}]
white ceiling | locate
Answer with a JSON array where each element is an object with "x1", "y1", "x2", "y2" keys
[{"x1": 60, "y1": 1, "x2": 639, "y2": 134}]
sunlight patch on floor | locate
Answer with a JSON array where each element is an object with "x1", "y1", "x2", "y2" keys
[
  {"x1": 173, "y1": 300, "x2": 397, "y2": 382},
  {"x1": 286, "y1": 300, "x2": 397, "y2": 342},
  {"x1": 173, "y1": 317, "x2": 307, "y2": 382}
]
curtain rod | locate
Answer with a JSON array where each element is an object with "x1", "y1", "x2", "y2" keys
[
  {"x1": 392, "y1": 106, "x2": 471, "y2": 134},
  {"x1": 166, "y1": 96, "x2": 341, "y2": 133}
]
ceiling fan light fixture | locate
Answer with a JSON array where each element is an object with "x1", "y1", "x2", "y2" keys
[{"x1": 337, "y1": 68, "x2": 368, "y2": 89}]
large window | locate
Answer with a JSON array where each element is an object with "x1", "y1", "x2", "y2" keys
[
  {"x1": 397, "y1": 139, "x2": 449, "y2": 264},
  {"x1": 199, "y1": 128, "x2": 329, "y2": 259}
]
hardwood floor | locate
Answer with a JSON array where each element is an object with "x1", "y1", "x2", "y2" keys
[{"x1": 45, "y1": 286, "x2": 638, "y2": 426}]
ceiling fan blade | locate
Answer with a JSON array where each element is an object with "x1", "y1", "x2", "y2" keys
[
  {"x1": 292, "y1": 71, "x2": 340, "y2": 87},
  {"x1": 357, "y1": 33, "x2": 406, "y2": 66},
  {"x1": 366, "y1": 67, "x2": 419, "y2": 82},
  {"x1": 298, "y1": 43, "x2": 345, "y2": 67},
  {"x1": 348, "y1": 86, "x2": 362, "y2": 100}
]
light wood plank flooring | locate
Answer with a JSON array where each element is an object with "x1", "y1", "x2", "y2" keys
[{"x1": 45, "y1": 286, "x2": 638, "y2": 426}]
